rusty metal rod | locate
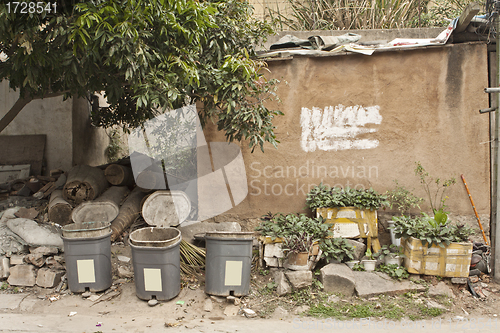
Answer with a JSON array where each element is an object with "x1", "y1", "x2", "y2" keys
[{"x1": 461, "y1": 174, "x2": 489, "y2": 245}]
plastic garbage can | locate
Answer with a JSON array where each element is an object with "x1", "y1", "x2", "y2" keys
[
  {"x1": 204, "y1": 232, "x2": 254, "y2": 296},
  {"x1": 62, "y1": 221, "x2": 112, "y2": 293},
  {"x1": 129, "y1": 227, "x2": 181, "y2": 301}
]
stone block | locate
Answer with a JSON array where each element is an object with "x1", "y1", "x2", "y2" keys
[
  {"x1": 285, "y1": 270, "x2": 312, "y2": 289},
  {"x1": 264, "y1": 243, "x2": 285, "y2": 268},
  {"x1": 345, "y1": 239, "x2": 366, "y2": 261},
  {"x1": 273, "y1": 270, "x2": 292, "y2": 295},
  {"x1": 26, "y1": 253, "x2": 45, "y2": 267},
  {"x1": 1, "y1": 257, "x2": 10, "y2": 279},
  {"x1": 30, "y1": 246, "x2": 58, "y2": 256},
  {"x1": 9, "y1": 255, "x2": 25, "y2": 266},
  {"x1": 7, "y1": 264, "x2": 36, "y2": 286},
  {"x1": 36, "y1": 268, "x2": 64, "y2": 288},
  {"x1": 320, "y1": 263, "x2": 356, "y2": 296},
  {"x1": 451, "y1": 277, "x2": 468, "y2": 284}
]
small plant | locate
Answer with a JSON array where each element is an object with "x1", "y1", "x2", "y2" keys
[
  {"x1": 306, "y1": 184, "x2": 389, "y2": 211},
  {"x1": 376, "y1": 264, "x2": 409, "y2": 281},
  {"x1": 255, "y1": 213, "x2": 330, "y2": 240},
  {"x1": 319, "y1": 238, "x2": 355, "y2": 263},
  {"x1": 385, "y1": 180, "x2": 423, "y2": 215},
  {"x1": 364, "y1": 248, "x2": 375, "y2": 260},
  {"x1": 351, "y1": 262, "x2": 365, "y2": 271},
  {"x1": 259, "y1": 269, "x2": 269, "y2": 276},
  {"x1": 374, "y1": 244, "x2": 405, "y2": 261},
  {"x1": 415, "y1": 161, "x2": 456, "y2": 215},
  {"x1": 1, "y1": 282, "x2": 8, "y2": 290},
  {"x1": 282, "y1": 233, "x2": 314, "y2": 254}
]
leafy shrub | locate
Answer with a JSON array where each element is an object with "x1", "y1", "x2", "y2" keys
[
  {"x1": 306, "y1": 184, "x2": 389, "y2": 211},
  {"x1": 391, "y1": 215, "x2": 474, "y2": 248},
  {"x1": 319, "y1": 238, "x2": 355, "y2": 262}
]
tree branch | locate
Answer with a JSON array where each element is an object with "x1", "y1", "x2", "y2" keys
[{"x1": 0, "y1": 91, "x2": 67, "y2": 133}]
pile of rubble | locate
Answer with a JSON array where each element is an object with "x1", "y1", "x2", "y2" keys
[{"x1": 0, "y1": 206, "x2": 66, "y2": 289}]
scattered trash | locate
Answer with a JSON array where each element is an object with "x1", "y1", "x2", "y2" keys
[
  {"x1": 49, "y1": 295, "x2": 59, "y2": 302},
  {"x1": 176, "y1": 300, "x2": 185, "y2": 305},
  {"x1": 82, "y1": 291, "x2": 91, "y2": 298},
  {"x1": 165, "y1": 322, "x2": 181, "y2": 328},
  {"x1": 242, "y1": 308, "x2": 257, "y2": 318},
  {"x1": 68, "y1": 312, "x2": 77, "y2": 317},
  {"x1": 96, "y1": 322, "x2": 102, "y2": 327},
  {"x1": 148, "y1": 299, "x2": 159, "y2": 307},
  {"x1": 461, "y1": 307, "x2": 469, "y2": 316}
]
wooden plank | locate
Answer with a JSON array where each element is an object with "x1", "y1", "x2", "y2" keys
[
  {"x1": 454, "y1": 2, "x2": 481, "y2": 33},
  {"x1": 0, "y1": 135, "x2": 46, "y2": 175}
]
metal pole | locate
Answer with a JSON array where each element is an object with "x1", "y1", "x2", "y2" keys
[{"x1": 494, "y1": 1, "x2": 500, "y2": 282}]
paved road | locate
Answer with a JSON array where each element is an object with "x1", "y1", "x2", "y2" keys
[
  {"x1": 1, "y1": 289, "x2": 498, "y2": 333},
  {"x1": 0, "y1": 312, "x2": 498, "y2": 333}
]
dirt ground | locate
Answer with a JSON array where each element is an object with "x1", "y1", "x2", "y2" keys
[{"x1": 1, "y1": 241, "x2": 500, "y2": 333}]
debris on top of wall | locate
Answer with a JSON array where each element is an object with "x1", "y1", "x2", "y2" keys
[{"x1": 261, "y1": 17, "x2": 464, "y2": 58}]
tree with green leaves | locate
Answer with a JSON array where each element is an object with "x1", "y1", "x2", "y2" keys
[{"x1": 0, "y1": 0, "x2": 281, "y2": 151}]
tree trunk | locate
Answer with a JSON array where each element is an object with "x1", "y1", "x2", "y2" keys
[
  {"x1": 0, "y1": 92, "x2": 66, "y2": 134},
  {"x1": 0, "y1": 96, "x2": 32, "y2": 133},
  {"x1": 104, "y1": 164, "x2": 135, "y2": 186},
  {"x1": 110, "y1": 187, "x2": 147, "y2": 242},
  {"x1": 71, "y1": 186, "x2": 130, "y2": 223},
  {"x1": 63, "y1": 165, "x2": 109, "y2": 205},
  {"x1": 48, "y1": 190, "x2": 73, "y2": 226}
]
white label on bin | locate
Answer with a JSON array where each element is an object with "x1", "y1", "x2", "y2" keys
[
  {"x1": 144, "y1": 268, "x2": 162, "y2": 292},
  {"x1": 224, "y1": 261, "x2": 242, "y2": 286},
  {"x1": 77, "y1": 259, "x2": 96, "y2": 283}
]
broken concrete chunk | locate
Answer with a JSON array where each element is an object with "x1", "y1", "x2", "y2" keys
[
  {"x1": 345, "y1": 239, "x2": 366, "y2": 261},
  {"x1": 451, "y1": 277, "x2": 468, "y2": 284},
  {"x1": 320, "y1": 263, "x2": 356, "y2": 296},
  {"x1": 8, "y1": 264, "x2": 36, "y2": 286},
  {"x1": 0, "y1": 256, "x2": 10, "y2": 279},
  {"x1": 30, "y1": 246, "x2": 58, "y2": 256},
  {"x1": 242, "y1": 308, "x2": 257, "y2": 318},
  {"x1": 36, "y1": 268, "x2": 64, "y2": 288},
  {"x1": 45, "y1": 257, "x2": 65, "y2": 270},
  {"x1": 9, "y1": 255, "x2": 25, "y2": 266},
  {"x1": 25, "y1": 253, "x2": 45, "y2": 267},
  {"x1": 272, "y1": 270, "x2": 291, "y2": 296},
  {"x1": 6, "y1": 218, "x2": 63, "y2": 248},
  {"x1": 285, "y1": 270, "x2": 312, "y2": 289},
  {"x1": 117, "y1": 255, "x2": 130, "y2": 263},
  {"x1": 117, "y1": 266, "x2": 134, "y2": 279}
]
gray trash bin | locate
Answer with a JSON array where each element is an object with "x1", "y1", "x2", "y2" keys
[
  {"x1": 129, "y1": 227, "x2": 181, "y2": 301},
  {"x1": 205, "y1": 232, "x2": 254, "y2": 296},
  {"x1": 62, "y1": 221, "x2": 112, "y2": 293}
]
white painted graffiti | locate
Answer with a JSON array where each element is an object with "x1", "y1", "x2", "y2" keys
[{"x1": 300, "y1": 104, "x2": 382, "y2": 152}]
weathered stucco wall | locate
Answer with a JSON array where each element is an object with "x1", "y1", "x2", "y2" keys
[
  {"x1": 0, "y1": 80, "x2": 73, "y2": 172},
  {"x1": 0, "y1": 81, "x2": 109, "y2": 173},
  {"x1": 204, "y1": 42, "x2": 490, "y2": 230}
]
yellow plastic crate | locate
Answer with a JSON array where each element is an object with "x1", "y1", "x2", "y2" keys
[
  {"x1": 316, "y1": 207, "x2": 378, "y2": 239},
  {"x1": 401, "y1": 236, "x2": 473, "y2": 278}
]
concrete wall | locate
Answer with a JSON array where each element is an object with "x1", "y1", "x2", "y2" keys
[
  {"x1": 0, "y1": 81, "x2": 73, "y2": 172},
  {"x1": 0, "y1": 81, "x2": 109, "y2": 173},
  {"x1": 203, "y1": 42, "x2": 490, "y2": 232}
]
